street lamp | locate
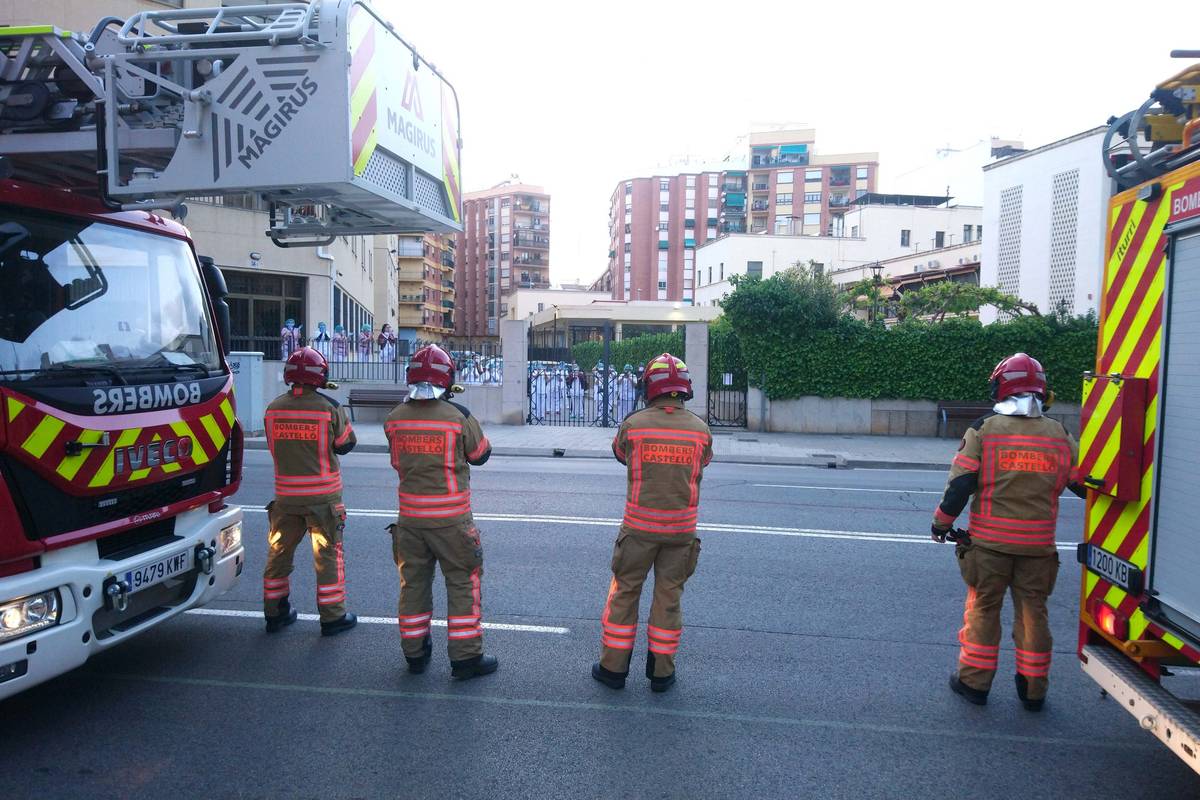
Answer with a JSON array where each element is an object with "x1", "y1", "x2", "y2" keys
[{"x1": 869, "y1": 262, "x2": 883, "y2": 323}]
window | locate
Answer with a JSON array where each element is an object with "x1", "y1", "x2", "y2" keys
[
  {"x1": 624, "y1": 223, "x2": 632, "y2": 234},
  {"x1": 805, "y1": 169, "x2": 822, "y2": 182},
  {"x1": 719, "y1": 263, "x2": 724, "y2": 280},
  {"x1": 812, "y1": 263, "x2": 824, "y2": 275},
  {"x1": 829, "y1": 166, "x2": 851, "y2": 187},
  {"x1": 776, "y1": 193, "x2": 792, "y2": 205},
  {"x1": 900, "y1": 229, "x2": 911, "y2": 247},
  {"x1": 708, "y1": 198, "x2": 718, "y2": 209},
  {"x1": 856, "y1": 166, "x2": 868, "y2": 180},
  {"x1": 963, "y1": 224, "x2": 973, "y2": 243},
  {"x1": 804, "y1": 192, "x2": 821, "y2": 203},
  {"x1": 685, "y1": 218, "x2": 696, "y2": 228},
  {"x1": 537, "y1": 303, "x2": 544, "y2": 312},
  {"x1": 686, "y1": 175, "x2": 696, "y2": 187},
  {"x1": 708, "y1": 265, "x2": 713, "y2": 284},
  {"x1": 747, "y1": 260, "x2": 763, "y2": 279},
  {"x1": 657, "y1": 222, "x2": 669, "y2": 231},
  {"x1": 935, "y1": 231, "x2": 945, "y2": 248},
  {"x1": 851, "y1": 225, "x2": 859, "y2": 237},
  {"x1": 659, "y1": 179, "x2": 670, "y2": 190},
  {"x1": 976, "y1": 225, "x2": 983, "y2": 240},
  {"x1": 658, "y1": 280, "x2": 667, "y2": 289},
  {"x1": 776, "y1": 172, "x2": 794, "y2": 185},
  {"x1": 625, "y1": 182, "x2": 632, "y2": 194},
  {"x1": 624, "y1": 243, "x2": 631, "y2": 253},
  {"x1": 803, "y1": 213, "x2": 821, "y2": 226},
  {"x1": 660, "y1": 203, "x2": 669, "y2": 212}
]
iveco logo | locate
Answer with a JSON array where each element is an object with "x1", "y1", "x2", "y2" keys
[{"x1": 114, "y1": 437, "x2": 193, "y2": 475}]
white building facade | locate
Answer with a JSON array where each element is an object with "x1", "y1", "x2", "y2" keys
[
  {"x1": 694, "y1": 200, "x2": 982, "y2": 307},
  {"x1": 981, "y1": 127, "x2": 1111, "y2": 322}
]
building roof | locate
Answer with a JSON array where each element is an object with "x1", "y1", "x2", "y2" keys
[
  {"x1": 464, "y1": 182, "x2": 547, "y2": 200},
  {"x1": 849, "y1": 192, "x2": 952, "y2": 207},
  {"x1": 981, "y1": 125, "x2": 1108, "y2": 172},
  {"x1": 529, "y1": 301, "x2": 721, "y2": 329}
]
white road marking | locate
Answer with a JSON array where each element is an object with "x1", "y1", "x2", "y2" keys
[
  {"x1": 185, "y1": 607, "x2": 569, "y2": 634},
  {"x1": 752, "y1": 483, "x2": 1084, "y2": 501},
  {"x1": 239, "y1": 507, "x2": 1076, "y2": 550}
]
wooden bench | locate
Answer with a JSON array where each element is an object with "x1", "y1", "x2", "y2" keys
[
  {"x1": 345, "y1": 388, "x2": 407, "y2": 421},
  {"x1": 936, "y1": 401, "x2": 993, "y2": 438}
]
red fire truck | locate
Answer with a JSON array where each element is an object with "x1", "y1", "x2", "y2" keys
[
  {"x1": 0, "y1": 1, "x2": 461, "y2": 698},
  {"x1": 1078, "y1": 53, "x2": 1200, "y2": 772}
]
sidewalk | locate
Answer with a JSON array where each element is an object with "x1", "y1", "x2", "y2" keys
[{"x1": 245, "y1": 423, "x2": 956, "y2": 470}]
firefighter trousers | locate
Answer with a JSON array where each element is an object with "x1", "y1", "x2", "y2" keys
[
  {"x1": 389, "y1": 520, "x2": 485, "y2": 662},
  {"x1": 263, "y1": 500, "x2": 348, "y2": 623},
  {"x1": 956, "y1": 544, "x2": 1059, "y2": 699},
  {"x1": 599, "y1": 532, "x2": 702, "y2": 678}
]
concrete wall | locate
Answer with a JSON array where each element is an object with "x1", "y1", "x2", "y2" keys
[{"x1": 747, "y1": 389, "x2": 1082, "y2": 438}]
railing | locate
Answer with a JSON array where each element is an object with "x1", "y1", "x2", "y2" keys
[
  {"x1": 513, "y1": 238, "x2": 549, "y2": 249},
  {"x1": 751, "y1": 155, "x2": 807, "y2": 168},
  {"x1": 751, "y1": 201, "x2": 770, "y2": 211},
  {"x1": 527, "y1": 368, "x2": 646, "y2": 427},
  {"x1": 752, "y1": 183, "x2": 769, "y2": 191},
  {"x1": 394, "y1": 243, "x2": 425, "y2": 258}
]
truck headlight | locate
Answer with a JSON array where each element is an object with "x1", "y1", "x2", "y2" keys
[
  {"x1": 219, "y1": 522, "x2": 242, "y2": 557},
  {"x1": 0, "y1": 590, "x2": 61, "y2": 643}
]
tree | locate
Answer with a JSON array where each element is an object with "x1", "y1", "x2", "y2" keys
[
  {"x1": 721, "y1": 260, "x2": 843, "y2": 338},
  {"x1": 840, "y1": 275, "x2": 888, "y2": 325},
  {"x1": 898, "y1": 282, "x2": 1040, "y2": 322}
]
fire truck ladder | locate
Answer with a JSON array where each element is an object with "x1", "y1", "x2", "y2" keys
[
  {"x1": 0, "y1": 2, "x2": 463, "y2": 246},
  {"x1": 1104, "y1": 53, "x2": 1200, "y2": 190}
]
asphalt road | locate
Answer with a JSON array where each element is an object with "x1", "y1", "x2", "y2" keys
[{"x1": 3, "y1": 450, "x2": 1199, "y2": 799}]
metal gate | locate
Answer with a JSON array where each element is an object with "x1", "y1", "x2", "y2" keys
[
  {"x1": 708, "y1": 370, "x2": 747, "y2": 428},
  {"x1": 527, "y1": 320, "x2": 648, "y2": 427}
]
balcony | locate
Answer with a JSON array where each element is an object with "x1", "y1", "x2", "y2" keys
[
  {"x1": 442, "y1": 253, "x2": 455, "y2": 268},
  {"x1": 442, "y1": 299, "x2": 455, "y2": 309},
  {"x1": 720, "y1": 222, "x2": 746, "y2": 233},
  {"x1": 828, "y1": 195, "x2": 851, "y2": 208},
  {"x1": 394, "y1": 242, "x2": 425, "y2": 258},
  {"x1": 445, "y1": 279, "x2": 455, "y2": 290},
  {"x1": 723, "y1": 191, "x2": 746, "y2": 208},
  {"x1": 513, "y1": 236, "x2": 549, "y2": 250},
  {"x1": 751, "y1": 200, "x2": 770, "y2": 211},
  {"x1": 752, "y1": 183, "x2": 770, "y2": 191},
  {"x1": 750, "y1": 154, "x2": 807, "y2": 168},
  {"x1": 397, "y1": 269, "x2": 426, "y2": 283},
  {"x1": 513, "y1": 223, "x2": 547, "y2": 232}
]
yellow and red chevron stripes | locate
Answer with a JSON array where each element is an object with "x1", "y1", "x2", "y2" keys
[
  {"x1": 1080, "y1": 163, "x2": 1200, "y2": 666},
  {"x1": 441, "y1": 84, "x2": 461, "y2": 223},
  {"x1": 1, "y1": 381, "x2": 235, "y2": 494},
  {"x1": 348, "y1": 3, "x2": 378, "y2": 177}
]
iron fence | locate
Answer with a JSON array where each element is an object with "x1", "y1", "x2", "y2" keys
[
  {"x1": 527, "y1": 367, "x2": 644, "y2": 427},
  {"x1": 271, "y1": 337, "x2": 503, "y2": 384}
]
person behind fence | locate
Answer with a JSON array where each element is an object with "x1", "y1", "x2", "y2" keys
[
  {"x1": 357, "y1": 323, "x2": 372, "y2": 361},
  {"x1": 331, "y1": 324, "x2": 349, "y2": 362},
  {"x1": 312, "y1": 321, "x2": 331, "y2": 359},
  {"x1": 592, "y1": 362, "x2": 607, "y2": 420},
  {"x1": 931, "y1": 353, "x2": 1086, "y2": 712},
  {"x1": 262, "y1": 346, "x2": 358, "y2": 637},
  {"x1": 616, "y1": 364, "x2": 638, "y2": 421},
  {"x1": 384, "y1": 344, "x2": 498, "y2": 680},
  {"x1": 280, "y1": 318, "x2": 302, "y2": 360},
  {"x1": 546, "y1": 362, "x2": 566, "y2": 419},
  {"x1": 485, "y1": 357, "x2": 502, "y2": 384},
  {"x1": 378, "y1": 324, "x2": 397, "y2": 363},
  {"x1": 568, "y1": 363, "x2": 586, "y2": 420},
  {"x1": 592, "y1": 353, "x2": 712, "y2": 693},
  {"x1": 529, "y1": 363, "x2": 547, "y2": 422}
]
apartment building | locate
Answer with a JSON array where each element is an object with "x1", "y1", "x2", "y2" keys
[
  {"x1": 455, "y1": 183, "x2": 551, "y2": 337},
  {"x1": 602, "y1": 130, "x2": 879, "y2": 304},
  {"x1": 395, "y1": 233, "x2": 455, "y2": 347}
]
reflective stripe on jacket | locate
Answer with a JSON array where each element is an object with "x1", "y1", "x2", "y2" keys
[
  {"x1": 385, "y1": 399, "x2": 490, "y2": 528},
  {"x1": 613, "y1": 397, "x2": 713, "y2": 538},
  {"x1": 265, "y1": 386, "x2": 356, "y2": 505}
]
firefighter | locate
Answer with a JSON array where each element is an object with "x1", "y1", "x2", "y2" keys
[
  {"x1": 932, "y1": 353, "x2": 1085, "y2": 711},
  {"x1": 385, "y1": 344, "x2": 497, "y2": 680},
  {"x1": 592, "y1": 353, "x2": 712, "y2": 693},
  {"x1": 262, "y1": 346, "x2": 358, "y2": 636}
]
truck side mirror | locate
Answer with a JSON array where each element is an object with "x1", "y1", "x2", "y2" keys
[{"x1": 199, "y1": 255, "x2": 232, "y2": 356}]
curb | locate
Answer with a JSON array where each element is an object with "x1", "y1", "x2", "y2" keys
[{"x1": 245, "y1": 439, "x2": 944, "y2": 470}]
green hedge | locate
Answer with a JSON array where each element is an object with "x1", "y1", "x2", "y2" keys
[
  {"x1": 741, "y1": 315, "x2": 1097, "y2": 404},
  {"x1": 572, "y1": 331, "x2": 684, "y2": 372}
]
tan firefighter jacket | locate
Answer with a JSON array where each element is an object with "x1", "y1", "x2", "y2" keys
[
  {"x1": 612, "y1": 396, "x2": 714, "y2": 540},
  {"x1": 933, "y1": 412, "x2": 1082, "y2": 556},
  {"x1": 385, "y1": 398, "x2": 491, "y2": 528},
  {"x1": 265, "y1": 385, "x2": 357, "y2": 506}
]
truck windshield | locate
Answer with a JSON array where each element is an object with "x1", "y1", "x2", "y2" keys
[{"x1": 0, "y1": 207, "x2": 219, "y2": 381}]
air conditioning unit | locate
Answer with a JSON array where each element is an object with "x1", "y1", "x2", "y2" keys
[
  {"x1": 914, "y1": 264, "x2": 926, "y2": 273},
  {"x1": 928, "y1": 260, "x2": 941, "y2": 269},
  {"x1": 958, "y1": 257, "x2": 967, "y2": 265}
]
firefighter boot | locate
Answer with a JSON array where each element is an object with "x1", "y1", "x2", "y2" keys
[
  {"x1": 646, "y1": 651, "x2": 676, "y2": 693},
  {"x1": 949, "y1": 673, "x2": 988, "y2": 705},
  {"x1": 451, "y1": 654, "x2": 499, "y2": 681},
  {"x1": 1015, "y1": 674, "x2": 1045, "y2": 712},
  {"x1": 320, "y1": 612, "x2": 358, "y2": 637},
  {"x1": 591, "y1": 663, "x2": 627, "y2": 690},
  {"x1": 265, "y1": 599, "x2": 298, "y2": 633},
  {"x1": 407, "y1": 635, "x2": 433, "y2": 674}
]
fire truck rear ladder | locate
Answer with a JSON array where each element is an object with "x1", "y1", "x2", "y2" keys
[{"x1": 0, "y1": 3, "x2": 462, "y2": 245}]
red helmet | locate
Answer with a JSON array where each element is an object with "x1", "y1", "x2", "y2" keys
[
  {"x1": 407, "y1": 344, "x2": 455, "y2": 389},
  {"x1": 643, "y1": 353, "x2": 693, "y2": 402},
  {"x1": 283, "y1": 346, "x2": 329, "y2": 387},
  {"x1": 989, "y1": 352, "x2": 1047, "y2": 401}
]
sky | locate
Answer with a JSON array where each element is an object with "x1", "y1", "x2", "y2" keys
[{"x1": 380, "y1": 0, "x2": 1184, "y2": 286}]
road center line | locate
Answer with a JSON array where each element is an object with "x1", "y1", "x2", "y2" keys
[
  {"x1": 238, "y1": 508, "x2": 1076, "y2": 550},
  {"x1": 752, "y1": 483, "x2": 1084, "y2": 501},
  {"x1": 185, "y1": 607, "x2": 569, "y2": 634},
  {"x1": 95, "y1": 671, "x2": 1155, "y2": 752}
]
